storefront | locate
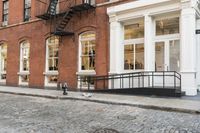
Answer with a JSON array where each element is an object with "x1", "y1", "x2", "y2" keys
[{"x1": 107, "y1": 0, "x2": 200, "y2": 95}]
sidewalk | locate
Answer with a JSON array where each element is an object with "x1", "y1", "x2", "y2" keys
[{"x1": 0, "y1": 86, "x2": 199, "y2": 114}]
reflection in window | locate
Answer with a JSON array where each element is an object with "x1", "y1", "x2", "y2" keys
[
  {"x1": 45, "y1": 36, "x2": 59, "y2": 86},
  {"x1": 47, "y1": 36, "x2": 59, "y2": 71},
  {"x1": 156, "y1": 17, "x2": 179, "y2": 36},
  {"x1": 155, "y1": 42, "x2": 165, "y2": 71},
  {"x1": 0, "y1": 43, "x2": 7, "y2": 81},
  {"x1": 124, "y1": 44, "x2": 144, "y2": 70},
  {"x1": 3, "y1": 0, "x2": 9, "y2": 23},
  {"x1": 47, "y1": 75, "x2": 58, "y2": 84},
  {"x1": 80, "y1": 32, "x2": 96, "y2": 70},
  {"x1": 170, "y1": 40, "x2": 180, "y2": 72},
  {"x1": 124, "y1": 21, "x2": 144, "y2": 40},
  {"x1": 19, "y1": 41, "x2": 30, "y2": 85},
  {"x1": 20, "y1": 41, "x2": 30, "y2": 71},
  {"x1": 21, "y1": 75, "x2": 29, "y2": 83}
]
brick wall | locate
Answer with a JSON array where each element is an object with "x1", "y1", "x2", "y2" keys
[{"x1": 0, "y1": 0, "x2": 134, "y2": 89}]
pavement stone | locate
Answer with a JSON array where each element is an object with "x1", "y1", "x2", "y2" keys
[
  {"x1": 0, "y1": 86, "x2": 199, "y2": 114},
  {"x1": 0, "y1": 93, "x2": 199, "y2": 133}
]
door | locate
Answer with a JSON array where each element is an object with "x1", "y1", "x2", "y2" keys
[{"x1": 155, "y1": 40, "x2": 180, "y2": 72}]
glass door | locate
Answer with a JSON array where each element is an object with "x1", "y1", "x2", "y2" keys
[{"x1": 155, "y1": 40, "x2": 180, "y2": 72}]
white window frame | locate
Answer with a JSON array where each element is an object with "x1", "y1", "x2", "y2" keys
[
  {"x1": 44, "y1": 36, "x2": 59, "y2": 87},
  {"x1": 77, "y1": 32, "x2": 96, "y2": 90},
  {"x1": 0, "y1": 43, "x2": 7, "y2": 84},
  {"x1": 78, "y1": 31, "x2": 96, "y2": 75},
  {"x1": 123, "y1": 21, "x2": 145, "y2": 72},
  {"x1": 18, "y1": 41, "x2": 30, "y2": 86}
]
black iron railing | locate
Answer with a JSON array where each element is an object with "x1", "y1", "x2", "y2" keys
[{"x1": 77, "y1": 71, "x2": 181, "y2": 92}]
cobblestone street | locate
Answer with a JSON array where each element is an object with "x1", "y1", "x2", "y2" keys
[{"x1": 0, "y1": 93, "x2": 199, "y2": 133}]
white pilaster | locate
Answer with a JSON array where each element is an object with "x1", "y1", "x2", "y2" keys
[
  {"x1": 144, "y1": 15, "x2": 154, "y2": 71},
  {"x1": 196, "y1": 19, "x2": 200, "y2": 91},
  {"x1": 180, "y1": 7, "x2": 197, "y2": 95},
  {"x1": 109, "y1": 19, "x2": 123, "y2": 74}
]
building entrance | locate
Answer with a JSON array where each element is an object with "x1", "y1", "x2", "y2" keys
[{"x1": 155, "y1": 40, "x2": 180, "y2": 72}]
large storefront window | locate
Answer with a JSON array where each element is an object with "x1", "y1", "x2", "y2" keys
[
  {"x1": 156, "y1": 17, "x2": 179, "y2": 36},
  {"x1": 124, "y1": 43, "x2": 144, "y2": 70},
  {"x1": 45, "y1": 36, "x2": 59, "y2": 87},
  {"x1": 19, "y1": 41, "x2": 30, "y2": 85},
  {"x1": 80, "y1": 32, "x2": 96, "y2": 71},
  {"x1": 124, "y1": 20, "x2": 144, "y2": 70},
  {"x1": 155, "y1": 17, "x2": 180, "y2": 72},
  {"x1": 0, "y1": 43, "x2": 7, "y2": 82}
]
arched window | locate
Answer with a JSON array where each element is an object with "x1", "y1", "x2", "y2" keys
[
  {"x1": 45, "y1": 36, "x2": 59, "y2": 87},
  {"x1": 19, "y1": 41, "x2": 30, "y2": 85},
  {"x1": 0, "y1": 43, "x2": 7, "y2": 83},
  {"x1": 79, "y1": 32, "x2": 96, "y2": 71}
]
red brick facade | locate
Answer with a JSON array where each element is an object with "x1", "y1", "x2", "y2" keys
[{"x1": 0, "y1": 0, "x2": 132, "y2": 89}]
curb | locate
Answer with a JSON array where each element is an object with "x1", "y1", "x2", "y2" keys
[{"x1": 0, "y1": 91, "x2": 199, "y2": 115}]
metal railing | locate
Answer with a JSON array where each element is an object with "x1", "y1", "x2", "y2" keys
[{"x1": 77, "y1": 71, "x2": 181, "y2": 92}]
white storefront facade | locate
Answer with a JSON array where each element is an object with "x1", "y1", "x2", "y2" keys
[{"x1": 107, "y1": 0, "x2": 200, "y2": 95}]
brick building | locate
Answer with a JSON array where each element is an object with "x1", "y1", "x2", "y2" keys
[
  {"x1": 1, "y1": 0, "x2": 200, "y2": 96},
  {"x1": 0, "y1": 0, "x2": 128, "y2": 89}
]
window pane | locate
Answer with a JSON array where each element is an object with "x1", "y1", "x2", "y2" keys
[
  {"x1": 124, "y1": 21, "x2": 144, "y2": 40},
  {"x1": 156, "y1": 17, "x2": 179, "y2": 36},
  {"x1": 155, "y1": 42, "x2": 165, "y2": 71},
  {"x1": 169, "y1": 40, "x2": 180, "y2": 71},
  {"x1": 124, "y1": 44, "x2": 134, "y2": 70},
  {"x1": 1, "y1": 74, "x2": 6, "y2": 80},
  {"x1": 47, "y1": 75, "x2": 58, "y2": 84},
  {"x1": 21, "y1": 42, "x2": 30, "y2": 72},
  {"x1": 80, "y1": 33, "x2": 95, "y2": 70},
  {"x1": 21, "y1": 75, "x2": 29, "y2": 83},
  {"x1": 47, "y1": 36, "x2": 59, "y2": 71},
  {"x1": 48, "y1": 58, "x2": 58, "y2": 71},
  {"x1": 3, "y1": 1, "x2": 9, "y2": 22},
  {"x1": 135, "y1": 44, "x2": 144, "y2": 69}
]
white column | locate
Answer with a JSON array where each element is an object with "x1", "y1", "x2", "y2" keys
[
  {"x1": 144, "y1": 15, "x2": 154, "y2": 71},
  {"x1": 180, "y1": 7, "x2": 197, "y2": 95},
  {"x1": 196, "y1": 19, "x2": 200, "y2": 91},
  {"x1": 109, "y1": 20, "x2": 123, "y2": 74}
]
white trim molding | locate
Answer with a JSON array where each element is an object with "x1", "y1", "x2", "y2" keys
[{"x1": 107, "y1": 0, "x2": 200, "y2": 95}]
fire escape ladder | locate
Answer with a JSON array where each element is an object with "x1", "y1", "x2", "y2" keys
[
  {"x1": 37, "y1": 0, "x2": 59, "y2": 20},
  {"x1": 53, "y1": 9, "x2": 74, "y2": 36},
  {"x1": 47, "y1": 0, "x2": 59, "y2": 15}
]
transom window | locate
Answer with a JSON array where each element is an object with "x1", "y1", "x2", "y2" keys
[
  {"x1": 3, "y1": 0, "x2": 9, "y2": 22},
  {"x1": 24, "y1": 0, "x2": 31, "y2": 21},
  {"x1": 156, "y1": 17, "x2": 179, "y2": 36},
  {"x1": 80, "y1": 32, "x2": 96, "y2": 71},
  {"x1": 0, "y1": 43, "x2": 7, "y2": 82},
  {"x1": 124, "y1": 21, "x2": 144, "y2": 40}
]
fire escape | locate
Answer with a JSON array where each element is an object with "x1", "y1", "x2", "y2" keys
[{"x1": 36, "y1": 0, "x2": 95, "y2": 36}]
